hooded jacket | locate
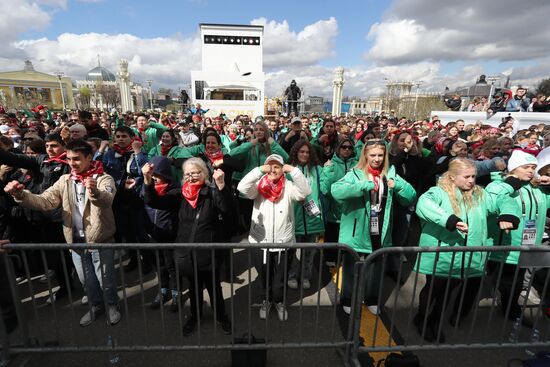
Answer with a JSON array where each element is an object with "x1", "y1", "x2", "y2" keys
[
  {"x1": 486, "y1": 172, "x2": 550, "y2": 265},
  {"x1": 320, "y1": 139, "x2": 358, "y2": 223},
  {"x1": 415, "y1": 183, "x2": 519, "y2": 278},
  {"x1": 237, "y1": 167, "x2": 311, "y2": 245},
  {"x1": 331, "y1": 165, "x2": 416, "y2": 254},
  {"x1": 288, "y1": 164, "x2": 325, "y2": 236},
  {"x1": 229, "y1": 140, "x2": 289, "y2": 183}
]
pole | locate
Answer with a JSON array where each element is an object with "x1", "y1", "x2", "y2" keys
[
  {"x1": 147, "y1": 80, "x2": 153, "y2": 110},
  {"x1": 55, "y1": 72, "x2": 66, "y2": 111}
]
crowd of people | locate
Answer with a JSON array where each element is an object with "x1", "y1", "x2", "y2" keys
[
  {"x1": 444, "y1": 87, "x2": 550, "y2": 113},
  {"x1": 1, "y1": 103, "x2": 550, "y2": 343}
]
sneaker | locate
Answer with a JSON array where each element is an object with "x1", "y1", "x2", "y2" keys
[
  {"x1": 302, "y1": 279, "x2": 311, "y2": 290},
  {"x1": 150, "y1": 291, "x2": 170, "y2": 310},
  {"x1": 259, "y1": 300, "x2": 271, "y2": 320},
  {"x1": 342, "y1": 306, "x2": 351, "y2": 315},
  {"x1": 217, "y1": 315, "x2": 232, "y2": 335},
  {"x1": 182, "y1": 317, "x2": 197, "y2": 336},
  {"x1": 107, "y1": 305, "x2": 121, "y2": 325},
  {"x1": 81, "y1": 295, "x2": 88, "y2": 305},
  {"x1": 275, "y1": 302, "x2": 288, "y2": 321},
  {"x1": 79, "y1": 306, "x2": 104, "y2": 327},
  {"x1": 367, "y1": 305, "x2": 380, "y2": 315},
  {"x1": 287, "y1": 279, "x2": 298, "y2": 289}
]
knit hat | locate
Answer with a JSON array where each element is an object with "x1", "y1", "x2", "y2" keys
[
  {"x1": 508, "y1": 150, "x2": 538, "y2": 173},
  {"x1": 264, "y1": 154, "x2": 284, "y2": 166},
  {"x1": 536, "y1": 146, "x2": 550, "y2": 174}
]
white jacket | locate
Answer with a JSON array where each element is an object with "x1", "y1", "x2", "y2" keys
[{"x1": 237, "y1": 167, "x2": 311, "y2": 247}]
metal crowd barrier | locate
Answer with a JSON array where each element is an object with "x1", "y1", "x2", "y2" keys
[
  {"x1": 0, "y1": 242, "x2": 361, "y2": 366},
  {"x1": 351, "y1": 245, "x2": 550, "y2": 364}
]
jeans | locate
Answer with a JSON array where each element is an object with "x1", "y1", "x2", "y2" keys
[
  {"x1": 78, "y1": 249, "x2": 118, "y2": 306},
  {"x1": 71, "y1": 249, "x2": 102, "y2": 287}
]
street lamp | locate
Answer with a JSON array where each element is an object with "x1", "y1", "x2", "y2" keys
[
  {"x1": 414, "y1": 81, "x2": 424, "y2": 117},
  {"x1": 54, "y1": 71, "x2": 66, "y2": 111},
  {"x1": 146, "y1": 79, "x2": 153, "y2": 110}
]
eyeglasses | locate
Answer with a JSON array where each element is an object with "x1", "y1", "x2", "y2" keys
[
  {"x1": 184, "y1": 171, "x2": 202, "y2": 179},
  {"x1": 340, "y1": 145, "x2": 353, "y2": 150}
]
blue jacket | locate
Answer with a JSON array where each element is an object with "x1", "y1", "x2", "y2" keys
[{"x1": 95, "y1": 149, "x2": 148, "y2": 201}]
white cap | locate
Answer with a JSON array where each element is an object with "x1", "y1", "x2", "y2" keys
[
  {"x1": 508, "y1": 150, "x2": 538, "y2": 173},
  {"x1": 0, "y1": 125, "x2": 8, "y2": 134},
  {"x1": 264, "y1": 154, "x2": 284, "y2": 166},
  {"x1": 536, "y1": 146, "x2": 550, "y2": 174}
]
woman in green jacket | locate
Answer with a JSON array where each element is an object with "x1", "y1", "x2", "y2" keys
[
  {"x1": 486, "y1": 150, "x2": 550, "y2": 322},
  {"x1": 287, "y1": 140, "x2": 324, "y2": 290},
  {"x1": 147, "y1": 130, "x2": 184, "y2": 182},
  {"x1": 414, "y1": 158, "x2": 518, "y2": 343},
  {"x1": 320, "y1": 138, "x2": 358, "y2": 265},
  {"x1": 229, "y1": 121, "x2": 289, "y2": 230},
  {"x1": 331, "y1": 139, "x2": 416, "y2": 315}
]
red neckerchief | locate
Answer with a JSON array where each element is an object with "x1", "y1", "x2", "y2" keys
[
  {"x1": 45, "y1": 152, "x2": 68, "y2": 165},
  {"x1": 229, "y1": 133, "x2": 237, "y2": 141},
  {"x1": 367, "y1": 166, "x2": 382, "y2": 192},
  {"x1": 204, "y1": 149, "x2": 224, "y2": 164},
  {"x1": 181, "y1": 181, "x2": 203, "y2": 208},
  {"x1": 154, "y1": 182, "x2": 170, "y2": 196},
  {"x1": 160, "y1": 144, "x2": 174, "y2": 156},
  {"x1": 113, "y1": 144, "x2": 133, "y2": 156},
  {"x1": 70, "y1": 161, "x2": 105, "y2": 183},
  {"x1": 257, "y1": 174, "x2": 285, "y2": 203}
]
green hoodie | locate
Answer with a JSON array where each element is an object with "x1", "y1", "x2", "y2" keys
[
  {"x1": 415, "y1": 183, "x2": 518, "y2": 278},
  {"x1": 331, "y1": 166, "x2": 416, "y2": 254},
  {"x1": 147, "y1": 144, "x2": 185, "y2": 183},
  {"x1": 288, "y1": 165, "x2": 325, "y2": 235},
  {"x1": 320, "y1": 153, "x2": 358, "y2": 223},
  {"x1": 486, "y1": 172, "x2": 550, "y2": 265}
]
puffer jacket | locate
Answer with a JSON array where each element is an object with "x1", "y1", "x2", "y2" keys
[
  {"x1": 415, "y1": 184, "x2": 519, "y2": 278},
  {"x1": 486, "y1": 173, "x2": 550, "y2": 264},
  {"x1": 237, "y1": 167, "x2": 311, "y2": 245}
]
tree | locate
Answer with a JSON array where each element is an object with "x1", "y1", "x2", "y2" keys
[
  {"x1": 97, "y1": 84, "x2": 119, "y2": 110},
  {"x1": 78, "y1": 87, "x2": 91, "y2": 109},
  {"x1": 535, "y1": 78, "x2": 550, "y2": 96}
]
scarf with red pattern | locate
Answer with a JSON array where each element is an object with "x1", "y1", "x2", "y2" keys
[
  {"x1": 154, "y1": 182, "x2": 170, "y2": 196},
  {"x1": 204, "y1": 149, "x2": 224, "y2": 165},
  {"x1": 367, "y1": 165, "x2": 382, "y2": 192},
  {"x1": 160, "y1": 144, "x2": 174, "y2": 156},
  {"x1": 113, "y1": 143, "x2": 133, "y2": 156},
  {"x1": 257, "y1": 174, "x2": 285, "y2": 203},
  {"x1": 70, "y1": 161, "x2": 104, "y2": 183},
  {"x1": 45, "y1": 152, "x2": 68, "y2": 165},
  {"x1": 181, "y1": 181, "x2": 203, "y2": 208}
]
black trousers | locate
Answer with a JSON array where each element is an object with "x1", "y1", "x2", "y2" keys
[
  {"x1": 489, "y1": 261, "x2": 549, "y2": 320},
  {"x1": 324, "y1": 221, "x2": 340, "y2": 264},
  {"x1": 417, "y1": 275, "x2": 481, "y2": 326},
  {"x1": 253, "y1": 249, "x2": 292, "y2": 303},
  {"x1": 186, "y1": 269, "x2": 226, "y2": 320}
]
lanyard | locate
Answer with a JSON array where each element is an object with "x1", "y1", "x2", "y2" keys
[{"x1": 518, "y1": 187, "x2": 538, "y2": 219}]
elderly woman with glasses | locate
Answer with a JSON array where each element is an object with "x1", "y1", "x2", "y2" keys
[
  {"x1": 331, "y1": 139, "x2": 416, "y2": 315},
  {"x1": 143, "y1": 157, "x2": 234, "y2": 337}
]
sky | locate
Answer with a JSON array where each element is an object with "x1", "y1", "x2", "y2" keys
[{"x1": 1, "y1": 0, "x2": 549, "y2": 99}]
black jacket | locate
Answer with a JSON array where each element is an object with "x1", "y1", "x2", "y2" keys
[{"x1": 144, "y1": 183, "x2": 234, "y2": 273}]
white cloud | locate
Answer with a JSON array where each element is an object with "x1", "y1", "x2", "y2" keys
[
  {"x1": 251, "y1": 17, "x2": 338, "y2": 68},
  {"x1": 365, "y1": 0, "x2": 550, "y2": 65}
]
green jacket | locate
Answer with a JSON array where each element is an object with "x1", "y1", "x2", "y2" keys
[
  {"x1": 221, "y1": 135, "x2": 233, "y2": 153},
  {"x1": 320, "y1": 154, "x2": 358, "y2": 223},
  {"x1": 171, "y1": 144, "x2": 229, "y2": 160},
  {"x1": 415, "y1": 184, "x2": 518, "y2": 278},
  {"x1": 288, "y1": 165, "x2": 325, "y2": 236},
  {"x1": 141, "y1": 122, "x2": 168, "y2": 153},
  {"x1": 331, "y1": 166, "x2": 416, "y2": 254},
  {"x1": 147, "y1": 145, "x2": 185, "y2": 182},
  {"x1": 229, "y1": 141, "x2": 289, "y2": 182},
  {"x1": 487, "y1": 173, "x2": 550, "y2": 265}
]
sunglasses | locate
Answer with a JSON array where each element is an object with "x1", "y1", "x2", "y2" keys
[
  {"x1": 364, "y1": 139, "x2": 386, "y2": 146},
  {"x1": 340, "y1": 145, "x2": 353, "y2": 150}
]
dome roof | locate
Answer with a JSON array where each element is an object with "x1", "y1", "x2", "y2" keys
[{"x1": 86, "y1": 66, "x2": 116, "y2": 82}]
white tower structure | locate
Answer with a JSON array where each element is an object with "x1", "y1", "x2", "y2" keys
[
  {"x1": 332, "y1": 66, "x2": 345, "y2": 116},
  {"x1": 118, "y1": 59, "x2": 134, "y2": 112}
]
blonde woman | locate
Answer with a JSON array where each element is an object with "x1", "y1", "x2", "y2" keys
[
  {"x1": 331, "y1": 139, "x2": 416, "y2": 315},
  {"x1": 414, "y1": 158, "x2": 518, "y2": 343}
]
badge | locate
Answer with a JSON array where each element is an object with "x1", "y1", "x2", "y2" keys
[
  {"x1": 370, "y1": 206, "x2": 380, "y2": 235},
  {"x1": 303, "y1": 199, "x2": 321, "y2": 217},
  {"x1": 521, "y1": 219, "x2": 537, "y2": 246}
]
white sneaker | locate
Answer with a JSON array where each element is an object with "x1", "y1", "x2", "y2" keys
[
  {"x1": 287, "y1": 279, "x2": 298, "y2": 289},
  {"x1": 342, "y1": 306, "x2": 351, "y2": 315},
  {"x1": 259, "y1": 300, "x2": 271, "y2": 320},
  {"x1": 367, "y1": 305, "x2": 380, "y2": 315},
  {"x1": 107, "y1": 305, "x2": 121, "y2": 325},
  {"x1": 275, "y1": 302, "x2": 288, "y2": 321},
  {"x1": 81, "y1": 295, "x2": 88, "y2": 305}
]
